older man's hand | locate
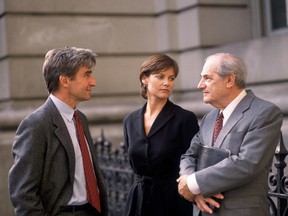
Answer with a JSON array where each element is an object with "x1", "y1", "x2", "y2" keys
[
  {"x1": 194, "y1": 193, "x2": 224, "y2": 214},
  {"x1": 177, "y1": 175, "x2": 195, "y2": 202}
]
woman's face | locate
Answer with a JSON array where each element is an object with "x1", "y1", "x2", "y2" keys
[{"x1": 142, "y1": 67, "x2": 176, "y2": 100}]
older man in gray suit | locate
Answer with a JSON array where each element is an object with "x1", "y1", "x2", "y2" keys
[
  {"x1": 177, "y1": 53, "x2": 283, "y2": 216},
  {"x1": 8, "y1": 47, "x2": 108, "y2": 216}
]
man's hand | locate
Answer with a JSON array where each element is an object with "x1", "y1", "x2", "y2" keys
[
  {"x1": 177, "y1": 175, "x2": 195, "y2": 202},
  {"x1": 194, "y1": 193, "x2": 224, "y2": 214}
]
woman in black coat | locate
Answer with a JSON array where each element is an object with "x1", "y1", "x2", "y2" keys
[{"x1": 123, "y1": 54, "x2": 199, "y2": 216}]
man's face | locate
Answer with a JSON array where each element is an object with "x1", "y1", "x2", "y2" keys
[
  {"x1": 197, "y1": 61, "x2": 229, "y2": 109},
  {"x1": 67, "y1": 66, "x2": 96, "y2": 106}
]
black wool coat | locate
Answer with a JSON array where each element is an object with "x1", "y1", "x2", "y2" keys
[{"x1": 123, "y1": 100, "x2": 199, "y2": 216}]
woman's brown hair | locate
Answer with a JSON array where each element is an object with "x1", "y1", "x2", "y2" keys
[{"x1": 139, "y1": 54, "x2": 178, "y2": 99}]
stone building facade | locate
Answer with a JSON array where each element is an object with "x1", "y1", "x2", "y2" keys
[{"x1": 0, "y1": 0, "x2": 287, "y2": 215}]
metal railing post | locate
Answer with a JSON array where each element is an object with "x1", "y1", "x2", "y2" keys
[{"x1": 268, "y1": 132, "x2": 288, "y2": 216}]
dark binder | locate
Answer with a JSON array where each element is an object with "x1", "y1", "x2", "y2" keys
[{"x1": 196, "y1": 144, "x2": 231, "y2": 171}]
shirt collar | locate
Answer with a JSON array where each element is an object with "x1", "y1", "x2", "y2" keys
[
  {"x1": 50, "y1": 94, "x2": 75, "y2": 122},
  {"x1": 222, "y1": 89, "x2": 247, "y2": 125}
]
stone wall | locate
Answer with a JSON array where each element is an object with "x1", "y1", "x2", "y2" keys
[{"x1": 0, "y1": 0, "x2": 287, "y2": 215}]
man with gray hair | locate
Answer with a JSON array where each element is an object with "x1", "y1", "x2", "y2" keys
[{"x1": 177, "y1": 53, "x2": 283, "y2": 216}]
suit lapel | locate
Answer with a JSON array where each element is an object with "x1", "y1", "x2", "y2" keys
[
  {"x1": 214, "y1": 90, "x2": 255, "y2": 148},
  {"x1": 203, "y1": 109, "x2": 219, "y2": 146},
  {"x1": 131, "y1": 100, "x2": 175, "y2": 139},
  {"x1": 148, "y1": 100, "x2": 174, "y2": 138},
  {"x1": 46, "y1": 98, "x2": 76, "y2": 180},
  {"x1": 131, "y1": 105, "x2": 147, "y2": 139}
]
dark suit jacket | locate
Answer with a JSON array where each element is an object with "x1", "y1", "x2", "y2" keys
[
  {"x1": 180, "y1": 90, "x2": 283, "y2": 216},
  {"x1": 123, "y1": 100, "x2": 199, "y2": 216},
  {"x1": 8, "y1": 98, "x2": 108, "y2": 216}
]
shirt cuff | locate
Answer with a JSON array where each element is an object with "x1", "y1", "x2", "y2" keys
[{"x1": 187, "y1": 173, "x2": 201, "y2": 194}]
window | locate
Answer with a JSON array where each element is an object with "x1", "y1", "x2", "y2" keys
[
  {"x1": 263, "y1": 0, "x2": 288, "y2": 35},
  {"x1": 270, "y1": 0, "x2": 288, "y2": 30}
]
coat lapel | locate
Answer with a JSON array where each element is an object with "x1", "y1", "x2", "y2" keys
[
  {"x1": 203, "y1": 109, "x2": 219, "y2": 146},
  {"x1": 46, "y1": 98, "x2": 76, "y2": 180},
  {"x1": 131, "y1": 105, "x2": 147, "y2": 139},
  {"x1": 131, "y1": 100, "x2": 175, "y2": 139},
  {"x1": 214, "y1": 90, "x2": 255, "y2": 148},
  {"x1": 148, "y1": 100, "x2": 174, "y2": 138}
]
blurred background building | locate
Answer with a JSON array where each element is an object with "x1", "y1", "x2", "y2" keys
[{"x1": 0, "y1": 0, "x2": 287, "y2": 215}]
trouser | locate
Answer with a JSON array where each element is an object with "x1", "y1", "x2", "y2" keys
[{"x1": 57, "y1": 203, "x2": 101, "y2": 216}]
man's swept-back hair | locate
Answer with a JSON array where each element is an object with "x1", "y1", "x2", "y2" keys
[
  {"x1": 206, "y1": 53, "x2": 247, "y2": 88},
  {"x1": 42, "y1": 47, "x2": 97, "y2": 93}
]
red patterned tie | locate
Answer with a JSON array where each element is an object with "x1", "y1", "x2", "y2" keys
[
  {"x1": 213, "y1": 111, "x2": 224, "y2": 145},
  {"x1": 74, "y1": 111, "x2": 101, "y2": 212}
]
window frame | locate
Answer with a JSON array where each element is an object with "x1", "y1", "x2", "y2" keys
[{"x1": 263, "y1": 0, "x2": 288, "y2": 36}]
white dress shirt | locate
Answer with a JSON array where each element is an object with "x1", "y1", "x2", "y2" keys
[{"x1": 50, "y1": 94, "x2": 88, "y2": 205}]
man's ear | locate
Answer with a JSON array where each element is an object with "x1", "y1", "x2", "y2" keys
[
  {"x1": 226, "y1": 73, "x2": 235, "y2": 88},
  {"x1": 59, "y1": 75, "x2": 69, "y2": 87}
]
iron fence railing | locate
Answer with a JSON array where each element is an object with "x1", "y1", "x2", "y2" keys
[
  {"x1": 94, "y1": 131, "x2": 134, "y2": 216},
  {"x1": 94, "y1": 131, "x2": 288, "y2": 216},
  {"x1": 268, "y1": 132, "x2": 288, "y2": 216}
]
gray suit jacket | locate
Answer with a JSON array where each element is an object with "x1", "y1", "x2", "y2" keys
[
  {"x1": 8, "y1": 98, "x2": 108, "y2": 216},
  {"x1": 180, "y1": 90, "x2": 283, "y2": 216}
]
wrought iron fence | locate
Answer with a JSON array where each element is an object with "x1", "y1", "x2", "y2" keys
[
  {"x1": 94, "y1": 131, "x2": 288, "y2": 216},
  {"x1": 94, "y1": 131, "x2": 134, "y2": 216},
  {"x1": 268, "y1": 132, "x2": 288, "y2": 216}
]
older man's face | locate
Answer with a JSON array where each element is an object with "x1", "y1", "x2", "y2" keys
[{"x1": 197, "y1": 61, "x2": 230, "y2": 109}]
